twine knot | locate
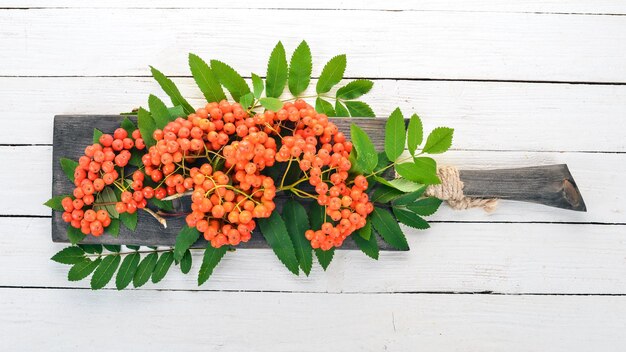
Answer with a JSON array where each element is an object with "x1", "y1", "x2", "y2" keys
[{"x1": 425, "y1": 166, "x2": 498, "y2": 212}]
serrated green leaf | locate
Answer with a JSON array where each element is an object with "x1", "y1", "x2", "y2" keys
[
  {"x1": 90, "y1": 254, "x2": 121, "y2": 290},
  {"x1": 79, "y1": 244, "x2": 102, "y2": 254},
  {"x1": 180, "y1": 249, "x2": 192, "y2": 274},
  {"x1": 133, "y1": 252, "x2": 158, "y2": 288},
  {"x1": 68, "y1": 258, "x2": 101, "y2": 281},
  {"x1": 105, "y1": 219, "x2": 120, "y2": 237},
  {"x1": 407, "y1": 113, "x2": 423, "y2": 155},
  {"x1": 316, "y1": 54, "x2": 346, "y2": 94},
  {"x1": 258, "y1": 212, "x2": 299, "y2": 275},
  {"x1": 150, "y1": 66, "x2": 194, "y2": 115},
  {"x1": 60, "y1": 158, "x2": 78, "y2": 182},
  {"x1": 387, "y1": 178, "x2": 424, "y2": 192},
  {"x1": 407, "y1": 197, "x2": 443, "y2": 216},
  {"x1": 282, "y1": 199, "x2": 312, "y2": 276},
  {"x1": 148, "y1": 198, "x2": 174, "y2": 212},
  {"x1": 115, "y1": 252, "x2": 139, "y2": 290},
  {"x1": 51, "y1": 246, "x2": 85, "y2": 265},
  {"x1": 148, "y1": 94, "x2": 172, "y2": 129},
  {"x1": 288, "y1": 40, "x2": 312, "y2": 96},
  {"x1": 358, "y1": 218, "x2": 372, "y2": 240},
  {"x1": 239, "y1": 92, "x2": 254, "y2": 109},
  {"x1": 374, "y1": 151, "x2": 391, "y2": 172},
  {"x1": 392, "y1": 186, "x2": 428, "y2": 206},
  {"x1": 137, "y1": 107, "x2": 156, "y2": 148},
  {"x1": 104, "y1": 244, "x2": 121, "y2": 252},
  {"x1": 167, "y1": 106, "x2": 185, "y2": 119},
  {"x1": 44, "y1": 194, "x2": 70, "y2": 211},
  {"x1": 266, "y1": 41, "x2": 288, "y2": 98},
  {"x1": 315, "y1": 97, "x2": 336, "y2": 117},
  {"x1": 350, "y1": 124, "x2": 377, "y2": 173},
  {"x1": 189, "y1": 53, "x2": 226, "y2": 103},
  {"x1": 210, "y1": 59, "x2": 250, "y2": 102},
  {"x1": 314, "y1": 248, "x2": 334, "y2": 270},
  {"x1": 94, "y1": 187, "x2": 119, "y2": 219},
  {"x1": 335, "y1": 100, "x2": 349, "y2": 117},
  {"x1": 336, "y1": 79, "x2": 373, "y2": 100},
  {"x1": 370, "y1": 184, "x2": 405, "y2": 203},
  {"x1": 395, "y1": 158, "x2": 440, "y2": 185},
  {"x1": 93, "y1": 128, "x2": 103, "y2": 144},
  {"x1": 251, "y1": 73, "x2": 264, "y2": 99},
  {"x1": 174, "y1": 226, "x2": 200, "y2": 261},
  {"x1": 371, "y1": 207, "x2": 409, "y2": 250},
  {"x1": 198, "y1": 246, "x2": 227, "y2": 285},
  {"x1": 126, "y1": 245, "x2": 140, "y2": 251},
  {"x1": 385, "y1": 108, "x2": 406, "y2": 162},
  {"x1": 345, "y1": 101, "x2": 375, "y2": 117},
  {"x1": 309, "y1": 202, "x2": 326, "y2": 231},
  {"x1": 259, "y1": 97, "x2": 283, "y2": 112},
  {"x1": 422, "y1": 127, "x2": 454, "y2": 154},
  {"x1": 152, "y1": 251, "x2": 174, "y2": 283},
  {"x1": 348, "y1": 149, "x2": 367, "y2": 175},
  {"x1": 67, "y1": 226, "x2": 85, "y2": 245},
  {"x1": 353, "y1": 221, "x2": 378, "y2": 260},
  {"x1": 119, "y1": 211, "x2": 137, "y2": 231},
  {"x1": 120, "y1": 117, "x2": 136, "y2": 136},
  {"x1": 393, "y1": 207, "x2": 430, "y2": 229}
]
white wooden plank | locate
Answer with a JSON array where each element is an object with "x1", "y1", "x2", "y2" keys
[
  {"x1": 1, "y1": 9, "x2": 625, "y2": 82},
  {"x1": 2, "y1": 218, "x2": 626, "y2": 294},
  {"x1": 14, "y1": 146, "x2": 624, "y2": 222},
  {"x1": 2, "y1": 78, "x2": 625, "y2": 152},
  {"x1": 1, "y1": 0, "x2": 625, "y2": 14},
  {"x1": 0, "y1": 288, "x2": 625, "y2": 351}
]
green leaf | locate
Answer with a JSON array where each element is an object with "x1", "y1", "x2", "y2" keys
[
  {"x1": 407, "y1": 113, "x2": 423, "y2": 155},
  {"x1": 336, "y1": 79, "x2": 373, "y2": 100},
  {"x1": 133, "y1": 252, "x2": 158, "y2": 288},
  {"x1": 315, "y1": 97, "x2": 336, "y2": 117},
  {"x1": 152, "y1": 251, "x2": 174, "y2": 283},
  {"x1": 395, "y1": 158, "x2": 440, "y2": 185},
  {"x1": 371, "y1": 184, "x2": 405, "y2": 203},
  {"x1": 79, "y1": 244, "x2": 102, "y2": 254},
  {"x1": 104, "y1": 244, "x2": 121, "y2": 252},
  {"x1": 288, "y1": 40, "x2": 312, "y2": 96},
  {"x1": 51, "y1": 246, "x2": 85, "y2": 265},
  {"x1": 407, "y1": 197, "x2": 443, "y2": 216},
  {"x1": 115, "y1": 252, "x2": 139, "y2": 290},
  {"x1": 335, "y1": 100, "x2": 350, "y2": 117},
  {"x1": 345, "y1": 101, "x2": 375, "y2": 117},
  {"x1": 94, "y1": 187, "x2": 119, "y2": 219},
  {"x1": 198, "y1": 246, "x2": 227, "y2": 285},
  {"x1": 316, "y1": 54, "x2": 346, "y2": 94},
  {"x1": 105, "y1": 219, "x2": 120, "y2": 237},
  {"x1": 68, "y1": 258, "x2": 101, "y2": 281},
  {"x1": 180, "y1": 249, "x2": 192, "y2": 274},
  {"x1": 167, "y1": 106, "x2": 185, "y2": 119},
  {"x1": 60, "y1": 158, "x2": 78, "y2": 182},
  {"x1": 308, "y1": 202, "x2": 326, "y2": 231},
  {"x1": 353, "y1": 221, "x2": 378, "y2": 260},
  {"x1": 266, "y1": 41, "x2": 288, "y2": 98},
  {"x1": 259, "y1": 97, "x2": 284, "y2": 112},
  {"x1": 392, "y1": 186, "x2": 427, "y2": 205},
  {"x1": 148, "y1": 94, "x2": 172, "y2": 130},
  {"x1": 67, "y1": 227, "x2": 85, "y2": 245},
  {"x1": 239, "y1": 92, "x2": 254, "y2": 109},
  {"x1": 314, "y1": 248, "x2": 335, "y2": 270},
  {"x1": 422, "y1": 127, "x2": 454, "y2": 154},
  {"x1": 251, "y1": 73, "x2": 264, "y2": 99},
  {"x1": 350, "y1": 124, "x2": 377, "y2": 173},
  {"x1": 371, "y1": 207, "x2": 409, "y2": 250},
  {"x1": 148, "y1": 198, "x2": 174, "y2": 212},
  {"x1": 387, "y1": 178, "x2": 424, "y2": 192},
  {"x1": 150, "y1": 66, "x2": 194, "y2": 115},
  {"x1": 90, "y1": 254, "x2": 121, "y2": 290},
  {"x1": 120, "y1": 117, "x2": 136, "y2": 136},
  {"x1": 173, "y1": 226, "x2": 200, "y2": 261},
  {"x1": 126, "y1": 245, "x2": 140, "y2": 251},
  {"x1": 210, "y1": 59, "x2": 250, "y2": 102},
  {"x1": 258, "y1": 211, "x2": 299, "y2": 275},
  {"x1": 44, "y1": 194, "x2": 70, "y2": 211},
  {"x1": 384, "y1": 108, "x2": 406, "y2": 162},
  {"x1": 393, "y1": 207, "x2": 430, "y2": 229},
  {"x1": 189, "y1": 53, "x2": 226, "y2": 103},
  {"x1": 282, "y1": 199, "x2": 313, "y2": 276},
  {"x1": 93, "y1": 128, "x2": 103, "y2": 144},
  {"x1": 137, "y1": 107, "x2": 156, "y2": 148},
  {"x1": 358, "y1": 218, "x2": 372, "y2": 240},
  {"x1": 119, "y1": 211, "x2": 138, "y2": 231}
]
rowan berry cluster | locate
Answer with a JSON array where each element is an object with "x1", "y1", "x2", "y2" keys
[{"x1": 61, "y1": 128, "x2": 146, "y2": 236}]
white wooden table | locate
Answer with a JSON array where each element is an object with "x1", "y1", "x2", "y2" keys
[{"x1": 1, "y1": 1, "x2": 625, "y2": 351}]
